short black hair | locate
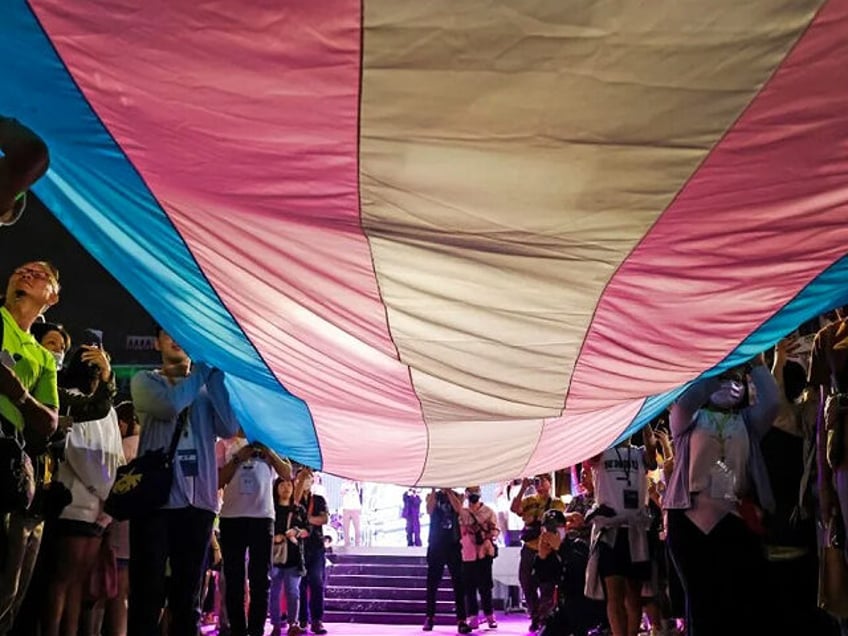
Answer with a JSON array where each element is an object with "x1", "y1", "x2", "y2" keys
[
  {"x1": 115, "y1": 400, "x2": 135, "y2": 425},
  {"x1": 31, "y1": 321, "x2": 71, "y2": 352}
]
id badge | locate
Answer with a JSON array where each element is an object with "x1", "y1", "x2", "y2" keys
[
  {"x1": 239, "y1": 468, "x2": 259, "y2": 496},
  {"x1": 177, "y1": 449, "x2": 199, "y2": 477},
  {"x1": 709, "y1": 461, "x2": 737, "y2": 501},
  {"x1": 623, "y1": 489, "x2": 639, "y2": 510}
]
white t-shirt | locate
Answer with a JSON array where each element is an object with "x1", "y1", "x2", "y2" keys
[
  {"x1": 497, "y1": 492, "x2": 524, "y2": 531},
  {"x1": 217, "y1": 438, "x2": 275, "y2": 519},
  {"x1": 341, "y1": 481, "x2": 362, "y2": 511},
  {"x1": 594, "y1": 445, "x2": 649, "y2": 520}
]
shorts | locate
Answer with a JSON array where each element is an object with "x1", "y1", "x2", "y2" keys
[
  {"x1": 55, "y1": 518, "x2": 104, "y2": 538},
  {"x1": 597, "y1": 528, "x2": 650, "y2": 581}
]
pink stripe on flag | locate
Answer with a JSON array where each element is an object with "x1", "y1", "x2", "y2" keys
[
  {"x1": 567, "y1": 0, "x2": 848, "y2": 415},
  {"x1": 523, "y1": 398, "x2": 646, "y2": 477},
  {"x1": 33, "y1": 0, "x2": 428, "y2": 482}
]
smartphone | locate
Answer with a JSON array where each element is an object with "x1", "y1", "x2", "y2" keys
[{"x1": 0, "y1": 350, "x2": 15, "y2": 368}]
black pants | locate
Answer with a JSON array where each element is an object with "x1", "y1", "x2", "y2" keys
[
  {"x1": 462, "y1": 557, "x2": 494, "y2": 617},
  {"x1": 426, "y1": 544, "x2": 465, "y2": 620},
  {"x1": 128, "y1": 507, "x2": 214, "y2": 636},
  {"x1": 519, "y1": 545, "x2": 542, "y2": 621},
  {"x1": 298, "y1": 547, "x2": 326, "y2": 625},
  {"x1": 666, "y1": 510, "x2": 771, "y2": 636},
  {"x1": 219, "y1": 517, "x2": 273, "y2": 636}
]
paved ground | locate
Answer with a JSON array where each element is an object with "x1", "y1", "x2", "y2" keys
[{"x1": 201, "y1": 612, "x2": 534, "y2": 635}]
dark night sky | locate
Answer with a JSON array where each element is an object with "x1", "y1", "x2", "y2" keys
[{"x1": 4, "y1": 195, "x2": 160, "y2": 368}]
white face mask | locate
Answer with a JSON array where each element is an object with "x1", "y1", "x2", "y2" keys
[
  {"x1": 710, "y1": 379, "x2": 745, "y2": 409},
  {"x1": 52, "y1": 350, "x2": 65, "y2": 370}
]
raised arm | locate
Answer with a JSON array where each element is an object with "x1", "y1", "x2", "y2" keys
[
  {"x1": 204, "y1": 368, "x2": 240, "y2": 438},
  {"x1": 670, "y1": 376, "x2": 720, "y2": 438},
  {"x1": 744, "y1": 360, "x2": 780, "y2": 439},
  {"x1": 642, "y1": 425, "x2": 658, "y2": 471},
  {"x1": 426, "y1": 489, "x2": 437, "y2": 515},
  {"x1": 444, "y1": 489, "x2": 464, "y2": 515},
  {"x1": 130, "y1": 364, "x2": 211, "y2": 420},
  {"x1": 510, "y1": 478, "x2": 531, "y2": 516},
  {"x1": 0, "y1": 116, "x2": 49, "y2": 216}
]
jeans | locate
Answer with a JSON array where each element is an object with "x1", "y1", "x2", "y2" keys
[
  {"x1": 0, "y1": 512, "x2": 43, "y2": 633},
  {"x1": 269, "y1": 566, "x2": 302, "y2": 629},
  {"x1": 298, "y1": 548, "x2": 325, "y2": 625},
  {"x1": 461, "y1": 557, "x2": 494, "y2": 618},
  {"x1": 219, "y1": 517, "x2": 273, "y2": 636},
  {"x1": 128, "y1": 507, "x2": 214, "y2": 636},
  {"x1": 426, "y1": 544, "x2": 465, "y2": 621}
]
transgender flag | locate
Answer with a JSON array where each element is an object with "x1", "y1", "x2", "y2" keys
[{"x1": 2, "y1": 0, "x2": 848, "y2": 485}]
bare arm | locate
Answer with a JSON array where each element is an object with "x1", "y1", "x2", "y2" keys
[
  {"x1": 510, "y1": 478, "x2": 531, "y2": 515},
  {"x1": 262, "y1": 447, "x2": 292, "y2": 480},
  {"x1": 218, "y1": 444, "x2": 253, "y2": 488},
  {"x1": 0, "y1": 364, "x2": 57, "y2": 439},
  {"x1": 444, "y1": 489, "x2": 464, "y2": 515},
  {"x1": 643, "y1": 427, "x2": 658, "y2": 471}
]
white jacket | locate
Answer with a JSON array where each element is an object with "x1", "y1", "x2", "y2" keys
[{"x1": 57, "y1": 407, "x2": 124, "y2": 525}]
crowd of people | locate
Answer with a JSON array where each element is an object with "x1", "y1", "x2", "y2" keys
[
  {"x1": 2, "y1": 116, "x2": 848, "y2": 636},
  {"x1": 417, "y1": 319, "x2": 848, "y2": 636}
]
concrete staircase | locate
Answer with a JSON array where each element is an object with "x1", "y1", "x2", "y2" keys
[{"x1": 323, "y1": 551, "x2": 462, "y2": 626}]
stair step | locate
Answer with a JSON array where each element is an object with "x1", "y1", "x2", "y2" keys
[
  {"x1": 326, "y1": 599, "x2": 457, "y2": 613},
  {"x1": 331, "y1": 554, "x2": 426, "y2": 566},
  {"x1": 322, "y1": 611, "x2": 460, "y2": 626},
  {"x1": 328, "y1": 574, "x2": 433, "y2": 587},
  {"x1": 329, "y1": 563, "x2": 426, "y2": 576},
  {"x1": 325, "y1": 586, "x2": 454, "y2": 601}
]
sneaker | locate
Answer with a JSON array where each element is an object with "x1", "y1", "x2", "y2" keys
[
  {"x1": 529, "y1": 619, "x2": 541, "y2": 633},
  {"x1": 423, "y1": 616, "x2": 435, "y2": 631},
  {"x1": 486, "y1": 615, "x2": 498, "y2": 629},
  {"x1": 287, "y1": 625, "x2": 305, "y2": 636},
  {"x1": 270, "y1": 627, "x2": 281, "y2": 636},
  {"x1": 311, "y1": 622, "x2": 328, "y2": 635},
  {"x1": 458, "y1": 622, "x2": 473, "y2": 634},
  {"x1": 469, "y1": 616, "x2": 480, "y2": 629}
]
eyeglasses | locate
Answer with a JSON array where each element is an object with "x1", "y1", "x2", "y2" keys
[{"x1": 14, "y1": 267, "x2": 56, "y2": 285}]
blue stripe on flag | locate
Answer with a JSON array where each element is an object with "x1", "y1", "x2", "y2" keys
[{"x1": 1, "y1": 1, "x2": 321, "y2": 467}]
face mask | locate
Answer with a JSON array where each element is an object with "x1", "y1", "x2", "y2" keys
[
  {"x1": 468, "y1": 494, "x2": 481, "y2": 504},
  {"x1": 710, "y1": 379, "x2": 745, "y2": 409},
  {"x1": 52, "y1": 350, "x2": 65, "y2": 370}
]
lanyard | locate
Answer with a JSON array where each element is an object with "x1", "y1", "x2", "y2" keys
[
  {"x1": 707, "y1": 410, "x2": 733, "y2": 461},
  {"x1": 614, "y1": 446, "x2": 633, "y2": 486}
]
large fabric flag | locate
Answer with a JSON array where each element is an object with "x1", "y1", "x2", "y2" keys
[{"x1": 2, "y1": 0, "x2": 847, "y2": 485}]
